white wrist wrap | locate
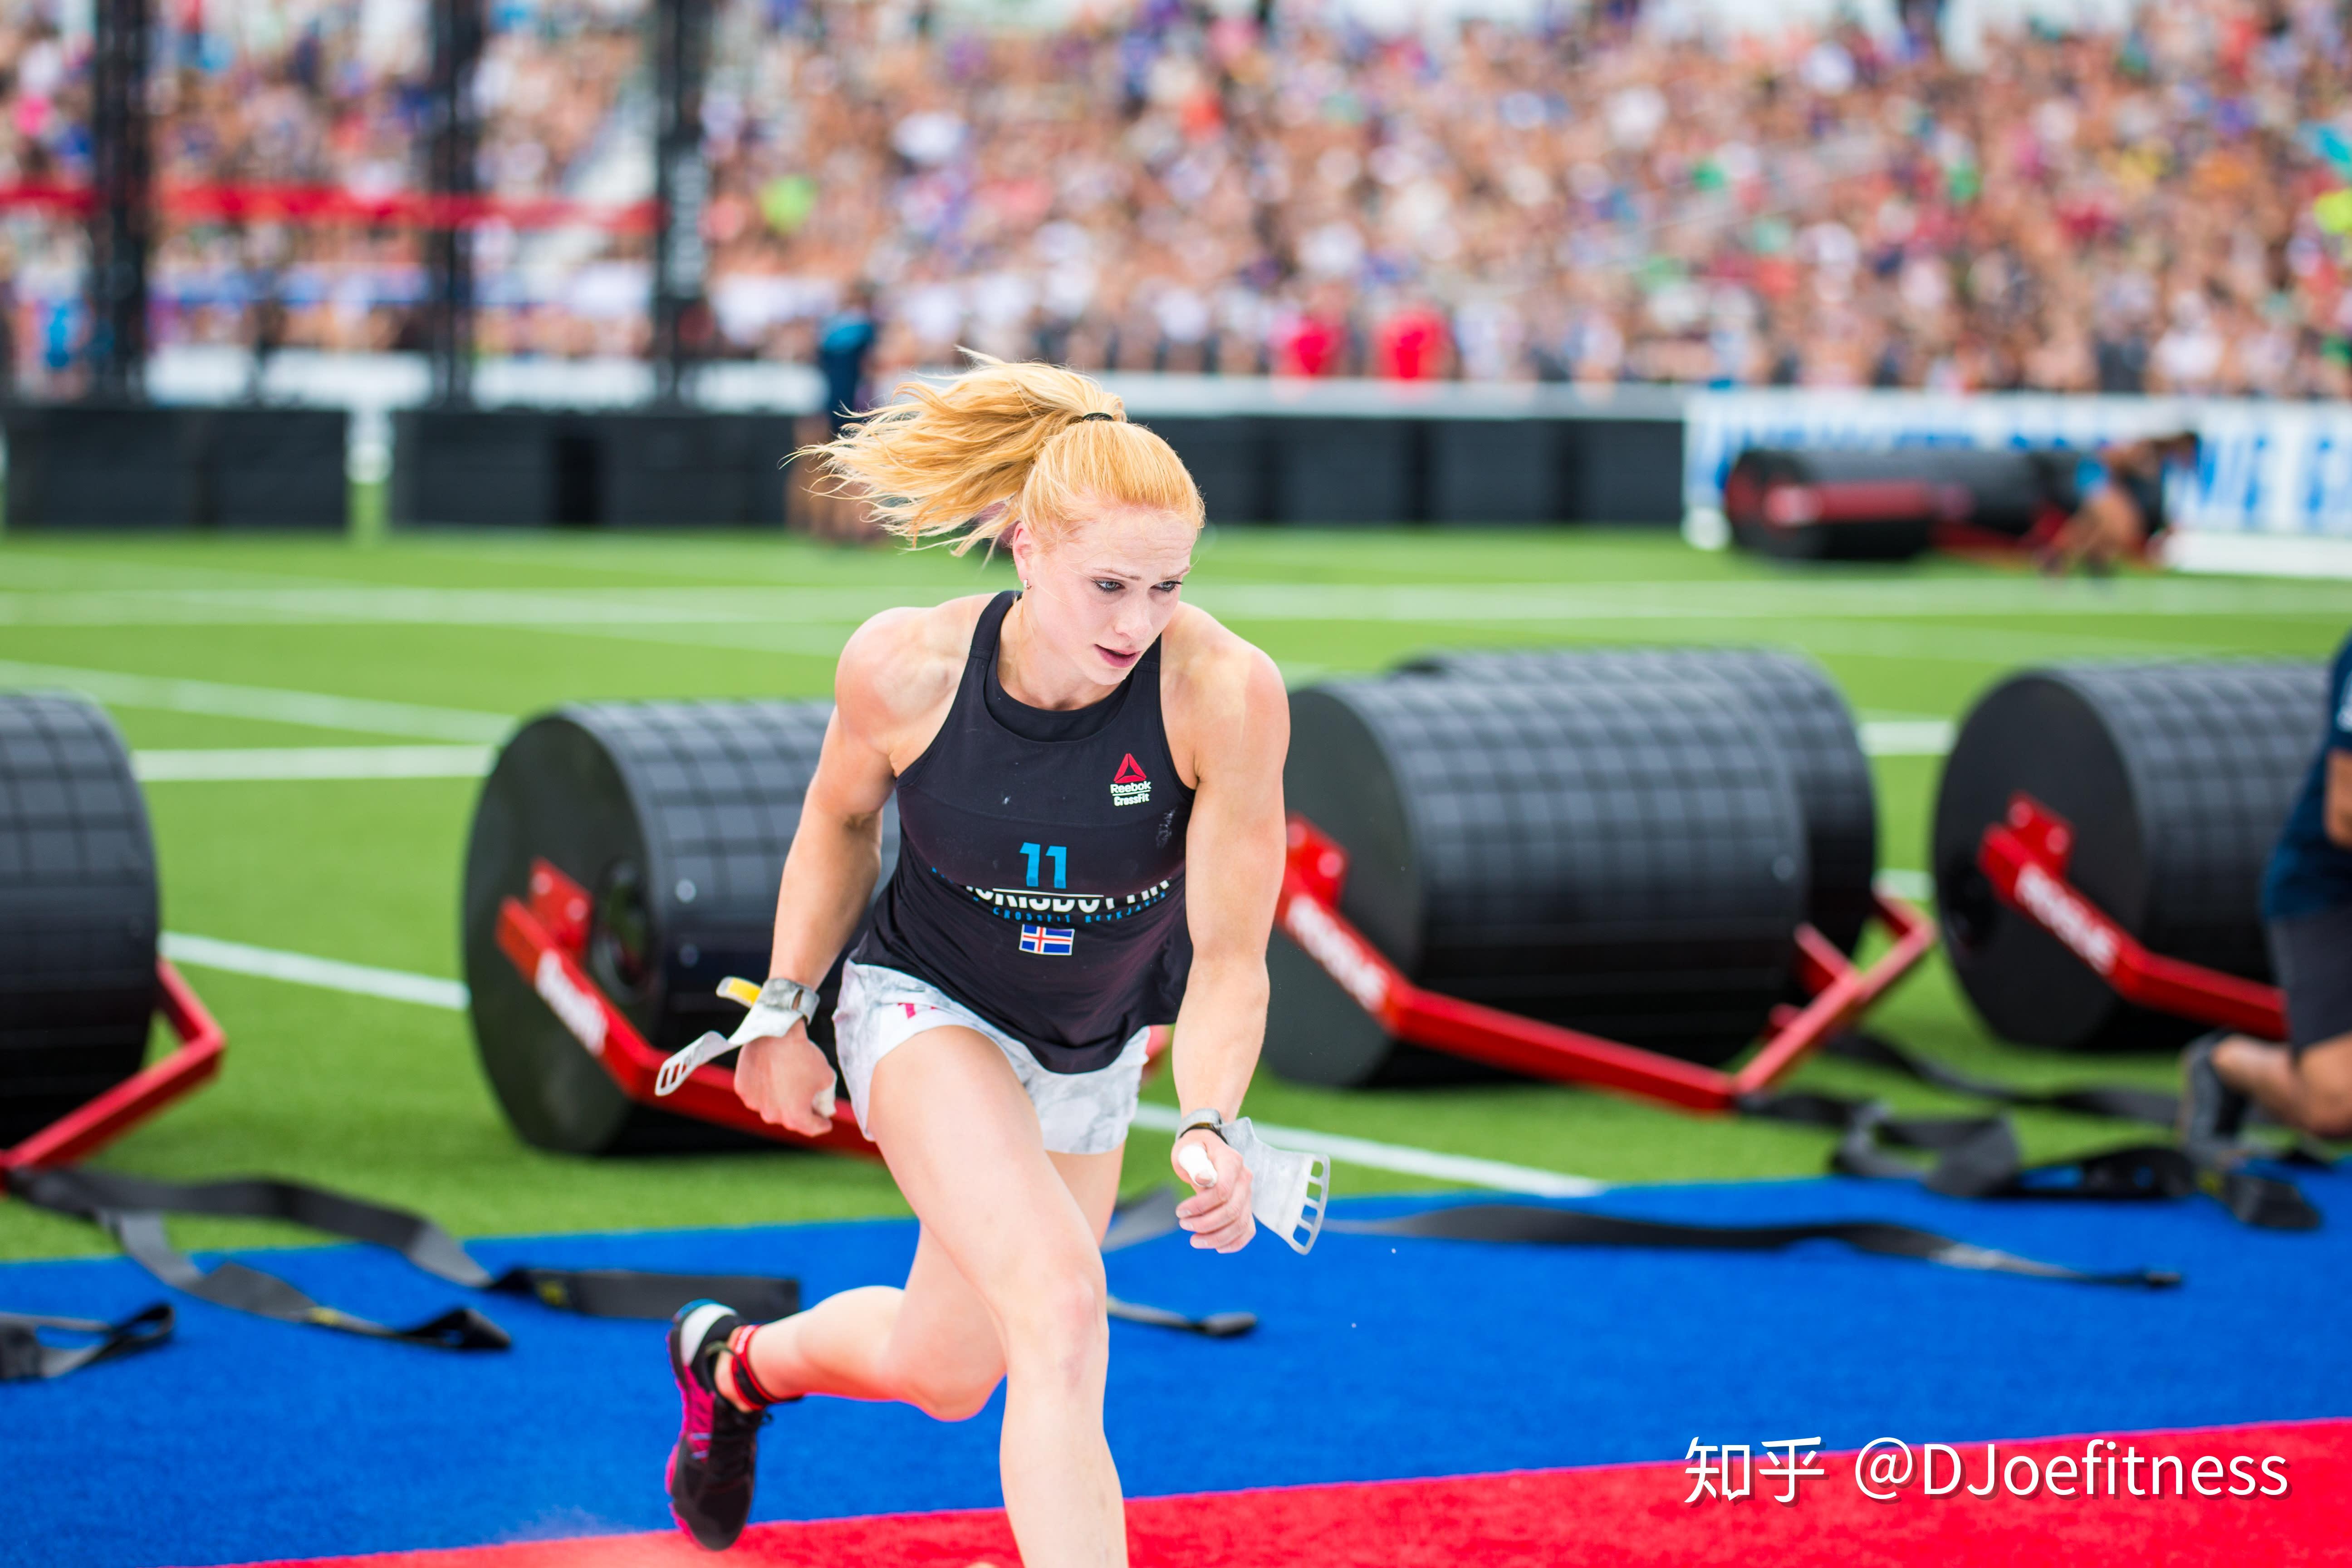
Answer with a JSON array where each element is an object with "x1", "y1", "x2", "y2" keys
[
  {"x1": 653, "y1": 975, "x2": 830, "y2": 1117},
  {"x1": 726, "y1": 976, "x2": 821, "y2": 1047}
]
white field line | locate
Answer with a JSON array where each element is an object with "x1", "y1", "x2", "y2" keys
[
  {"x1": 1192, "y1": 579, "x2": 2352, "y2": 624},
  {"x1": 3, "y1": 576, "x2": 2346, "y2": 628},
  {"x1": 161, "y1": 932, "x2": 470, "y2": 1010},
  {"x1": 0, "y1": 586, "x2": 909, "y2": 627},
  {"x1": 0, "y1": 554, "x2": 376, "y2": 593},
  {"x1": 570, "y1": 606, "x2": 2300, "y2": 671},
  {"x1": 1874, "y1": 869, "x2": 1936, "y2": 904},
  {"x1": 1747, "y1": 620, "x2": 2191, "y2": 665},
  {"x1": 134, "y1": 745, "x2": 495, "y2": 782},
  {"x1": 0, "y1": 660, "x2": 514, "y2": 742},
  {"x1": 1129, "y1": 1104, "x2": 1602, "y2": 1198},
  {"x1": 1857, "y1": 718, "x2": 1955, "y2": 757},
  {"x1": 157, "y1": 928, "x2": 1599, "y2": 1198}
]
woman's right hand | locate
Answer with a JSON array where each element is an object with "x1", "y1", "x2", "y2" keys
[{"x1": 733, "y1": 1024, "x2": 840, "y2": 1138}]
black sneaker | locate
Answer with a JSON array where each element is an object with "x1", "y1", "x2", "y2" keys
[
  {"x1": 2178, "y1": 1030, "x2": 2249, "y2": 1161},
  {"x1": 666, "y1": 1300, "x2": 770, "y2": 1551}
]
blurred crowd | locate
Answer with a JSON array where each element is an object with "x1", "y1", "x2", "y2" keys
[{"x1": 5, "y1": 0, "x2": 2352, "y2": 397}]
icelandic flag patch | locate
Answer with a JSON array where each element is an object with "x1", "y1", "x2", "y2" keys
[{"x1": 1019, "y1": 924, "x2": 1076, "y2": 956}]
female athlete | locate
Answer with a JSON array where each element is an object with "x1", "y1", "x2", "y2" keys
[{"x1": 662, "y1": 357, "x2": 1291, "y2": 1566}]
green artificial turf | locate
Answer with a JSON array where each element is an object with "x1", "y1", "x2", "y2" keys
[{"x1": 0, "y1": 525, "x2": 2345, "y2": 1260}]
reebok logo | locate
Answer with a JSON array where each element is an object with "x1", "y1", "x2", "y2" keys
[{"x1": 1110, "y1": 752, "x2": 1152, "y2": 807}]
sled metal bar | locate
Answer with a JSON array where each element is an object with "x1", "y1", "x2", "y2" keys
[
  {"x1": 1979, "y1": 793, "x2": 2288, "y2": 1042},
  {"x1": 1, "y1": 960, "x2": 226, "y2": 1176},
  {"x1": 1278, "y1": 816, "x2": 1934, "y2": 1116},
  {"x1": 1730, "y1": 893, "x2": 1936, "y2": 1096},
  {"x1": 495, "y1": 882, "x2": 877, "y2": 1159}
]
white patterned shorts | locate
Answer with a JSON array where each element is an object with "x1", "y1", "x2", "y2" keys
[{"x1": 833, "y1": 960, "x2": 1152, "y2": 1156}]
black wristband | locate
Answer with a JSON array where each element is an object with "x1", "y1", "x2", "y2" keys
[{"x1": 1176, "y1": 1107, "x2": 1230, "y2": 1144}]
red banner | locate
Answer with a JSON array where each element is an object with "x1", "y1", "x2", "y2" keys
[{"x1": 0, "y1": 180, "x2": 656, "y2": 232}]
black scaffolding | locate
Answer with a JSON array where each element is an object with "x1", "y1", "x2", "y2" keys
[
  {"x1": 651, "y1": 0, "x2": 711, "y2": 402},
  {"x1": 85, "y1": 0, "x2": 152, "y2": 401},
  {"x1": 426, "y1": 0, "x2": 484, "y2": 406}
]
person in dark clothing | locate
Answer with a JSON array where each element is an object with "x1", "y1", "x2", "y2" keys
[
  {"x1": 660, "y1": 358, "x2": 1294, "y2": 1566},
  {"x1": 2181, "y1": 628, "x2": 2352, "y2": 1150},
  {"x1": 816, "y1": 287, "x2": 878, "y2": 434}
]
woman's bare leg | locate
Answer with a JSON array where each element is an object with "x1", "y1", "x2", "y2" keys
[
  {"x1": 2046, "y1": 489, "x2": 2145, "y2": 573},
  {"x1": 723, "y1": 1146, "x2": 1120, "y2": 1415},
  {"x1": 720, "y1": 1024, "x2": 1128, "y2": 1568},
  {"x1": 2213, "y1": 1032, "x2": 2352, "y2": 1140}
]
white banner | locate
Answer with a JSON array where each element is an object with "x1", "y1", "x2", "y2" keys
[{"x1": 1683, "y1": 388, "x2": 2352, "y2": 540}]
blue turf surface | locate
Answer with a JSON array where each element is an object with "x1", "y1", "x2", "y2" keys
[{"x1": 5, "y1": 1169, "x2": 2349, "y2": 1568}]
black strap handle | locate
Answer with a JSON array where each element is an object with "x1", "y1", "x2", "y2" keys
[
  {"x1": 0, "y1": 1303, "x2": 175, "y2": 1382},
  {"x1": 1738, "y1": 1030, "x2": 2324, "y2": 1231}
]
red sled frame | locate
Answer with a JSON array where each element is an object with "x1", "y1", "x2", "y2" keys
[
  {"x1": 1976, "y1": 792, "x2": 2289, "y2": 1041},
  {"x1": 1277, "y1": 815, "x2": 1936, "y2": 1114},
  {"x1": 495, "y1": 860, "x2": 1168, "y2": 1159},
  {"x1": 1, "y1": 960, "x2": 226, "y2": 1180}
]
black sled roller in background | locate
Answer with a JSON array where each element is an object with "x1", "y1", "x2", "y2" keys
[
  {"x1": 461, "y1": 702, "x2": 900, "y2": 1155},
  {"x1": 1724, "y1": 447, "x2": 2073, "y2": 561},
  {"x1": 1396, "y1": 647, "x2": 1876, "y2": 954},
  {"x1": 1934, "y1": 661, "x2": 2326, "y2": 1053},
  {"x1": 1269, "y1": 676, "x2": 1808, "y2": 1087},
  {"x1": 0, "y1": 694, "x2": 160, "y2": 1144}
]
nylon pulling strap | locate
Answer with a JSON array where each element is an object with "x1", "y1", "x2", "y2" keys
[
  {"x1": 6, "y1": 1167, "x2": 1259, "y2": 1375},
  {"x1": 1739, "y1": 1031, "x2": 2328, "y2": 1232},
  {"x1": 1100, "y1": 1183, "x2": 2174, "y2": 1289},
  {"x1": 0, "y1": 1303, "x2": 174, "y2": 1382},
  {"x1": 6, "y1": 1166, "x2": 801, "y2": 1355}
]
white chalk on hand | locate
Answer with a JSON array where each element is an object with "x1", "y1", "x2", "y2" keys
[{"x1": 1179, "y1": 1142, "x2": 1218, "y2": 1187}]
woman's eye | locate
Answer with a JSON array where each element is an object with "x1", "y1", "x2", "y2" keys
[
  {"x1": 1094, "y1": 580, "x2": 1123, "y2": 593},
  {"x1": 1153, "y1": 581, "x2": 1182, "y2": 593}
]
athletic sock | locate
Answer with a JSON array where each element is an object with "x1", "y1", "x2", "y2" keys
[{"x1": 722, "y1": 1322, "x2": 798, "y2": 1409}]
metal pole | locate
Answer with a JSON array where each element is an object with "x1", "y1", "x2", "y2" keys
[
  {"x1": 428, "y1": 0, "x2": 482, "y2": 407},
  {"x1": 651, "y1": 0, "x2": 710, "y2": 404},
  {"x1": 85, "y1": 0, "x2": 151, "y2": 401}
]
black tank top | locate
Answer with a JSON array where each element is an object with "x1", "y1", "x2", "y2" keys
[{"x1": 852, "y1": 591, "x2": 1195, "y2": 1073}]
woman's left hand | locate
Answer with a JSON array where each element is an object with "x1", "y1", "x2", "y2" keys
[{"x1": 1171, "y1": 1130, "x2": 1254, "y2": 1252}]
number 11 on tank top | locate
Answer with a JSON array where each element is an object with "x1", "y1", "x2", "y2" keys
[{"x1": 1019, "y1": 843, "x2": 1068, "y2": 890}]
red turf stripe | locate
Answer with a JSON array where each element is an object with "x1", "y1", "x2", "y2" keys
[{"x1": 251, "y1": 1418, "x2": 2352, "y2": 1568}]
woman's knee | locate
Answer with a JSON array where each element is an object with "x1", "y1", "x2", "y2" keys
[
  {"x1": 996, "y1": 1254, "x2": 1109, "y2": 1380},
  {"x1": 2298, "y1": 1038, "x2": 2352, "y2": 1139}
]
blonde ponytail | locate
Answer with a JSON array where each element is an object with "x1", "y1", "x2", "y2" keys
[{"x1": 803, "y1": 353, "x2": 1205, "y2": 552}]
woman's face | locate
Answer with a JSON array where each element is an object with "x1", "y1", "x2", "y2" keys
[{"x1": 1006, "y1": 503, "x2": 1196, "y2": 692}]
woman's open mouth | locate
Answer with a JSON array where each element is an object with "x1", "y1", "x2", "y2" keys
[{"x1": 1096, "y1": 645, "x2": 1142, "y2": 670}]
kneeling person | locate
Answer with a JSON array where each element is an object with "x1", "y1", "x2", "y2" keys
[{"x1": 2183, "y1": 627, "x2": 2352, "y2": 1149}]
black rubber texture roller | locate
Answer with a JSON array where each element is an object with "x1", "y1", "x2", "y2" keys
[
  {"x1": 1933, "y1": 661, "x2": 2326, "y2": 1053},
  {"x1": 1724, "y1": 446, "x2": 2073, "y2": 560},
  {"x1": 0, "y1": 694, "x2": 159, "y2": 1144},
  {"x1": 461, "y1": 702, "x2": 899, "y2": 1155},
  {"x1": 1271, "y1": 676, "x2": 1808, "y2": 1086},
  {"x1": 1397, "y1": 647, "x2": 1877, "y2": 953}
]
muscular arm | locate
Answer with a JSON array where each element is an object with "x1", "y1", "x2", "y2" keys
[
  {"x1": 2328, "y1": 750, "x2": 2352, "y2": 850},
  {"x1": 763, "y1": 703, "x2": 895, "y2": 984},
  {"x1": 735, "y1": 603, "x2": 969, "y2": 1134},
  {"x1": 1168, "y1": 635, "x2": 1291, "y2": 1121}
]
